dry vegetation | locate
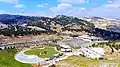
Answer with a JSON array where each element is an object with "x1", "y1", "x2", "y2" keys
[{"x1": 55, "y1": 56, "x2": 100, "y2": 67}]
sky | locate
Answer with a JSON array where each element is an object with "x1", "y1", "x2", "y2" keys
[{"x1": 0, "y1": 0, "x2": 120, "y2": 18}]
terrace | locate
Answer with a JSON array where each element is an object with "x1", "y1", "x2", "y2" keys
[{"x1": 79, "y1": 47, "x2": 104, "y2": 59}]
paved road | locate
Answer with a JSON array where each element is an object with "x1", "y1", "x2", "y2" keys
[
  {"x1": 15, "y1": 48, "x2": 69, "y2": 66},
  {"x1": 15, "y1": 49, "x2": 45, "y2": 64}
]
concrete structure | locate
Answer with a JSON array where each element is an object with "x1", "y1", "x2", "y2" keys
[
  {"x1": 56, "y1": 44, "x2": 72, "y2": 52},
  {"x1": 15, "y1": 50, "x2": 46, "y2": 64},
  {"x1": 59, "y1": 34, "x2": 107, "y2": 47},
  {"x1": 15, "y1": 48, "x2": 69, "y2": 67},
  {"x1": 27, "y1": 26, "x2": 46, "y2": 31},
  {"x1": 79, "y1": 47, "x2": 104, "y2": 59},
  {"x1": 78, "y1": 35, "x2": 103, "y2": 42}
]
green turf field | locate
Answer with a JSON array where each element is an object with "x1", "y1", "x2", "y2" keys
[
  {"x1": 0, "y1": 49, "x2": 32, "y2": 67},
  {"x1": 24, "y1": 48, "x2": 58, "y2": 58}
]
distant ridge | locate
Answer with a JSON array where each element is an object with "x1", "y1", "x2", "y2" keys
[{"x1": 0, "y1": 14, "x2": 120, "y2": 40}]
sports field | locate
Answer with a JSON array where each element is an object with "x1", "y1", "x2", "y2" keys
[{"x1": 24, "y1": 48, "x2": 58, "y2": 58}]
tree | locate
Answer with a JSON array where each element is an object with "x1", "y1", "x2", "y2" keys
[{"x1": 44, "y1": 51, "x2": 47, "y2": 54}]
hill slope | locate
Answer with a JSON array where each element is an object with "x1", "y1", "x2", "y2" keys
[
  {"x1": 0, "y1": 14, "x2": 120, "y2": 40},
  {"x1": 84, "y1": 16, "x2": 120, "y2": 33}
]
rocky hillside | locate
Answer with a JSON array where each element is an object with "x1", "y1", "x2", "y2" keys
[
  {"x1": 84, "y1": 16, "x2": 120, "y2": 33},
  {"x1": 0, "y1": 14, "x2": 120, "y2": 40},
  {"x1": 0, "y1": 14, "x2": 94, "y2": 32},
  {"x1": 91, "y1": 41, "x2": 120, "y2": 60}
]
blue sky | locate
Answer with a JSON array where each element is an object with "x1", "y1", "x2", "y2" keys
[{"x1": 0, "y1": 0, "x2": 120, "y2": 18}]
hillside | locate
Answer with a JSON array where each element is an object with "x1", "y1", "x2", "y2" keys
[
  {"x1": 0, "y1": 14, "x2": 120, "y2": 40},
  {"x1": 0, "y1": 14, "x2": 94, "y2": 33},
  {"x1": 84, "y1": 16, "x2": 120, "y2": 33}
]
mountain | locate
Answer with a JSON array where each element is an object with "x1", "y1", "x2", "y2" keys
[
  {"x1": 84, "y1": 16, "x2": 105, "y2": 20},
  {"x1": 0, "y1": 14, "x2": 120, "y2": 40},
  {"x1": 0, "y1": 14, "x2": 95, "y2": 32},
  {"x1": 84, "y1": 16, "x2": 120, "y2": 33},
  {"x1": 0, "y1": 14, "x2": 31, "y2": 24}
]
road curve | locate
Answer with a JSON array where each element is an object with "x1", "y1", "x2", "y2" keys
[{"x1": 15, "y1": 49, "x2": 45, "y2": 64}]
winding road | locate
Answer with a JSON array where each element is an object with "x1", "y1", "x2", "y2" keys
[{"x1": 15, "y1": 49, "x2": 46, "y2": 64}]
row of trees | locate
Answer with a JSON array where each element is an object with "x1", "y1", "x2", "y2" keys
[
  {"x1": 88, "y1": 28, "x2": 120, "y2": 40},
  {"x1": 0, "y1": 26, "x2": 48, "y2": 37},
  {"x1": 91, "y1": 41, "x2": 120, "y2": 50}
]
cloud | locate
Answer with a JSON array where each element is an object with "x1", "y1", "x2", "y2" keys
[
  {"x1": 37, "y1": 3, "x2": 48, "y2": 8},
  {"x1": 105, "y1": 4, "x2": 120, "y2": 8},
  {"x1": 15, "y1": 4, "x2": 25, "y2": 8},
  {"x1": 0, "y1": 10, "x2": 11, "y2": 14},
  {"x1": 0, "y1": 0, "x2": 18, "y2": 4},
  {"x1": 12, "y1": 12, "x2": 52, "y2": 17},
  {"x1": 37, "y1": 4, "x2": 44, "y2": 7},
  {"x1": 0, "y1": 10, "x2": 52, "y2": 17},
  {"x1": 50, "y1": 3, "x2": 72, "y2": 14},
  {"x1": 44, "y1": 3, "x2": 48, "y2": 6},
  {"x1": 0, "y1": 0, "x2": 25, "y2": 9},
  {"x1": 108, "y1": 0, "x2": 113, "y2": 4},
  {"x1": 49, "y1": 3, "x2": 88, "y2": 17},
  {"x1": 105, "y1": 0, "x2": 120, "y2": 8},
  {"x1": 57, "y1": 3, "x2": 72, "y2": 9},
  {"x1": 1, "y1": 0, "x2": 120, "y2": 19},
  {"x1": 59, "y1": 0, "x2": 88, "y2": 4},
  {"x1": 48, "y1": 0, "x2": 120, "y2": 18},
  {"x1": 87, "y1": 0, "x2": 120, "y2": 18}
]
